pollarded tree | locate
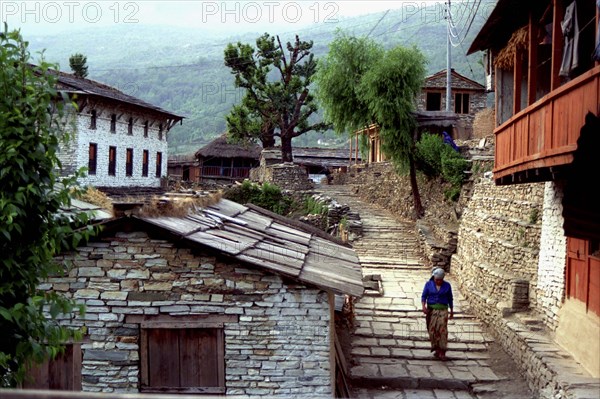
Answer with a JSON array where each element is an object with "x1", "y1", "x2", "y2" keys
[
  {"x1": 316, "y1": 33, "x2": 427, "y2": 218},
  {"x1": 0, "y1": 26, "x2": 93, "y2": 386},
  {"x1": 224, "y1": 33, "x2": 329, "y2": 162},
  {"x1": 69, "y1": 53, "x2": 88, "y2": 78}
]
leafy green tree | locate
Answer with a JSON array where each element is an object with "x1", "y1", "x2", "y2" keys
[
  {"x1": 224, "y1": 33, "x2": 329, "y2": 162},
  {"x1": 0, "y1": 26, "x2": 92, "y2": 386},
  {"x1": 226, "y1": 104, "x2": 275, "y2": 148},
  {"x1": 316, "y1": 33, "x2": 427, "y2": 218},
  {"x1": 315, "y1": 31, "x2": 384, "y2": 135},
  {"x1": 69, "y1": 53, "x2": 88, "y2": 78}
]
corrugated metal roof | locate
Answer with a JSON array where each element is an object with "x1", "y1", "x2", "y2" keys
[{"x1": 137, "y1": 199, "x2": 364, "y2": 297}]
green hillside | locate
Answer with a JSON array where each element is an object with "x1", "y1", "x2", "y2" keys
[{"x1": 24, "y1": 6, "x2": 489, "y2": 155}]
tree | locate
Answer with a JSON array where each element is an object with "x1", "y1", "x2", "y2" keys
[
  {"x1": 314, "y1": 31, "x2": 384, "y2": 135},
  {"x1": 224, "y1": 33, "x2": 329, "y2": 162},
  {"x1": 0, "y1": 26, "x2": 93, "y2": 386},
  {"x1": 69, "y1": 53, "x2": 88, "y2": 78},
  {"x1": 316, "y1": 33, "x2": 427, "y2": 218},
  {"x1": 226, "y1": 103, "x2": 275, "y2": 148}
]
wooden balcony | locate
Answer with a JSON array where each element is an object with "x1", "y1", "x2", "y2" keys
[{"x1": 494, "y1": 65, "x2": 600, "y2": 185}]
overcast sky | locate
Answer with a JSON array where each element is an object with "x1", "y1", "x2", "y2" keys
[{"x1": 2, "y1": 1, "x2": 467, "y2": 36}]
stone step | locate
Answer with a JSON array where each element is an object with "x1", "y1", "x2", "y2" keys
[
  {"x1": 350, "y1": 358, "x2": 504, "y2": 390},
  {"x1": 352, "y1": 388, "x2": 477, "y2": 399}
]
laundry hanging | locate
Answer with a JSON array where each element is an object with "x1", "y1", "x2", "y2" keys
[{"x1": 559, "y1": 1, "x2": 581, "y2": 77}]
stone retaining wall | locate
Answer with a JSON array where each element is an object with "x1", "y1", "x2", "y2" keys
[
  {"x1": 48, "y1": 231, "x2": 332, "y2": 396},
  {"x1": 250, "y1": 163, "x2": 314, "y2": 192}
]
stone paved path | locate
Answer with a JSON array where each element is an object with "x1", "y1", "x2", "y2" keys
[{"x1": 315, "y1": 184, "x2": 535, "y2": 399}]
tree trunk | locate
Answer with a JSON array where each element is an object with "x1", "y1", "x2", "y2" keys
[
  {"x1": 281, "y1": 135, "x2": 293, "y2": 162},
  {"x1": 261, "y1": 126, "x2": 275, "y2": 148},
  {"x1": 409, "y1": 155, "x2": 424, "y2": 218}
]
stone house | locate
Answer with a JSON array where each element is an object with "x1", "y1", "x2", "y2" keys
[
  {"x1": 417, "y1": 69, "x2": 487, "y2": 139},
  {"x1": 27, "y1": 199, "x2": 363, "y2": 396},
  {"x1": 55, "y1": 70, "x2": 184, "y2": 188},
  {"x1": 456, "y1": 0, "x2": 600, "y2": 386}
]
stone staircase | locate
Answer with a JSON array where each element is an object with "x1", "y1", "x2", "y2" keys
[{"x1": 314, "y1": 184, "x2": 523, "y2": 399}]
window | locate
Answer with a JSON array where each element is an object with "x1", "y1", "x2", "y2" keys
[
  {"x1": 426, "y1": 92, "x2": 442, "y2": 111},
  {"x1": 142, "y1": 150, "x2": 149, "y2": 177},
  {"x1": 126, "y1": 148, "x2": 134, "y2": 177},
  {"x1": 140, "y1": 328, "x2": 225, "y2": 393},
  {"x1": 155, "y1": 152, "x2": 162, "y2": 178},
  {"x1": 24, "y1": 343, "x2": 82, "y2": 391},
  {"x1": 454, "y1": 93, "x2": 470, "y2": 114},
  {"x1": 158, "y1": 124, "x2": 163, "y2": 141},
  {"x1": 110, "y1": 114, "x2": 117, "y2": 133},
  {"x1": 108, "y1": 146, "x2": 117, "y2": 176},
  {"x1": 128, "y1": 118, "x2": 134, "y2": 135},
  {"x1": 88, "y1": 143, "x2": 97, "y2": 175},
  {"x1": 144, "y1": 121, "x2": 149, "y2": 138},
  {"x1": 90, "y1": 110, "x2": 97, "y2": 130}
]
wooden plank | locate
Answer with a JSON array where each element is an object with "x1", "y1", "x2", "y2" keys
[
  {"x1": 254, "y1": 241, "x2": 306, "y2": 262},
  {"x1": 143, "y1": 217, "x2": 202, "y2": 236},
  {"x1": 269, "y1": 222, "x2": 312, "y2": 240},
  {"x1": 129, "y1": 314, "x2": 237, "y2": 325},
  {"x1": 514, "y1": 49, "x2": 523, "y2": 115},
  {"x1": 237, "y1": 252, "x2": 302, "y2": 277},
  {"x1": 527, "y1": 12, "x2": 538, "y2": 106},
  {"x1": 302, "y1": 253, "x2": 364, "y2": 287},
  {"x1": 148, "y1": 329, "x2": 180, "y2": 388},
  {"x1": 186, "y1": 231, "x2": 248, "y2": 255},
  {"x1": 72, "y1": 344, "x2": 82, "y2": 391},
  {"x1": 588, "y1": 257, "x2": 600, "y2": 316},
  {"x1": 240, "y1": 247, "x2": 304, "y2": 272},
  {"x1": 216, "y1": 329, "x2": 225, "y2": 388},
  {"x1": 264, "y1": 226, "x2": 312, "y2": 246},
  {"x1": 140, "y1": 329, "x2": 149, "y2": 387},
  {"x1": 198, "y1": 329, "x2": 220, "y2": 388},
  {"x1": 179, "y1": 329, "x2": 200, "y2": 387},
  {"x1": 309, "y1": 237, "x2": 360, "y2": 264}
]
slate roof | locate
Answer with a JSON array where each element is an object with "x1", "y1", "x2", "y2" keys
[
  {"x1": 423, "y1": 69, "x2": 486, "y2": 91},
  {"x1": 195, "y1": 134, "x2": 262, "y2": 160},
  {"x1": 136, "y1": 199, "x2": 364, "y2": 297},
  {"x1": 60, "y1": 198, "x2": 113, "y2": 223},
  {"x1": 48, "y1": 68, "x2": 183, "y2": 120}
]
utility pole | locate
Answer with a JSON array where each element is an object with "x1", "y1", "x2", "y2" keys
[{"x1": 446, "y1": 0, "x2": 452, "y2": 112}]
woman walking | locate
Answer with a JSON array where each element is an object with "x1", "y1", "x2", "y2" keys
[{"x1": 421, "y1": 268, "x2": 454, "y2": 360}]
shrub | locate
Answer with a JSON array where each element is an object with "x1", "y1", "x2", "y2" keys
[
  {"x1": 415, "y1": 132, "x2": 446, "y2": 177},
  {"x1": 224, "y1": 180, "x2": 294, "y2": 216},
  {"x1": 304, "y1": 196, "x2": 328, "y2": 216},
  {"x1": 441, "y1": 156, "x2": 469, "y2": 187}
]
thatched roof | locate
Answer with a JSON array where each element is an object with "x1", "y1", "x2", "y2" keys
[{"x1": 195, "y1": 135, "x2": 262, "y2": 160}]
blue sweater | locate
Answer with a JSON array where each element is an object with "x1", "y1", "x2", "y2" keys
[{"x1": 421, "y1": 280, "x2": 453, "y2": 309}]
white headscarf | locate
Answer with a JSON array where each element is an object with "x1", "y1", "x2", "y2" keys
[{"x1": 432, "y1": 268, "x2": 445, "y2": 279}]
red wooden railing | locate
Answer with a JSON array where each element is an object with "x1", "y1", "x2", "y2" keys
[
  {"x1": 494, "y1": 65, "x2": 600, "y2": 180},
  {"x1": 201, "y1": 166, "x2": 251, "y2": 179}
]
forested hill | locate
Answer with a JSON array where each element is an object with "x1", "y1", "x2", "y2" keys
[{"x1": 25, "y1": 5, "x2": 489, "y2": 155}]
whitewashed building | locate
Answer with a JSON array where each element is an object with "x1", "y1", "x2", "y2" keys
[{"x1": 55, "y1": 71, "x2": 183, "y2": 188}]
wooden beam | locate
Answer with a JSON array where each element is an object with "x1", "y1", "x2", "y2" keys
[
  {"x1": 551, "y1": 0, "x2": 565, "y2": 90},
  {"x1": 514, "y1": 49, "x2": 523, "y2": 115},
  {"x1": 528, "y1": 11, "x2": 538, "y2": 105}
]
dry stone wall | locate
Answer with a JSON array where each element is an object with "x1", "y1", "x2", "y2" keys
[
  {"x1": 250, "y1": 163, "x2": 314, "y2": 191},
  {"x1": 48, "y1": 231, "x2": 332, "y2": 396},
  {"x1": 451, "y1": 177, "x2": 544, "y2": 316}
]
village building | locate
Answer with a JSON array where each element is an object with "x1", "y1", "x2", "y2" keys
[
  {"x1": 167, "y1": 154, "x2": 201, "y2": 182},
  {"x1": 194, "y1": 134, "x2": 261, "y2": 182},
  {"x1": 55, "y1": 70, "x2": 184, "y2": 189},
  {"x1": 26, "y1": 198, "x2": 363, "y2": 396},
  {"x1": 417, "y1": 69, "x2": 488, "y2": 139},
  {"x1": 454, "y1": 0, "x2": 600, "y2": 388},
  {"x1": 353, "y1": 68, "x2": 483, "y2": 164}
]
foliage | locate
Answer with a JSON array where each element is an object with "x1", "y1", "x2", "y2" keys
[
  {"x1": 68, "y1": 53, "x2": 88, "y2": 78},
  {"x1": 224, "y1": 33, "x2": 330, "y2": 161},
  {"x1": 304, "y1": 196, "x2": 328, "y2": 216},
  {"x1": 315, "y1": 31, "x2": 384, "y2": 135},
  {"x1": 442, "y1": 156, "x2": 469, "y2": 188},
  {"x1": 529, "y1": 208, "x2": 540, "y2": 224},
  {"x1": 317, "y1": 33, "x2": 428, "y2": 217},
  {"x1": 415, "y1": 132, "x2": 468, "y2": 202},
  {"x1": 223, "y1": 180, "x2": 294, "y2": 215},
  {"x1": 0, "y1": 25, "x2": 93, "y2": 386}
]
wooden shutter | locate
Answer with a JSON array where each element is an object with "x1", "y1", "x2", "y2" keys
[
  {"x1": 24, "y1": 344, "x2": 82, "y2": 391},
  {"x1": 142, "y1": 328, "x2": 224, "y2": 394}
]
